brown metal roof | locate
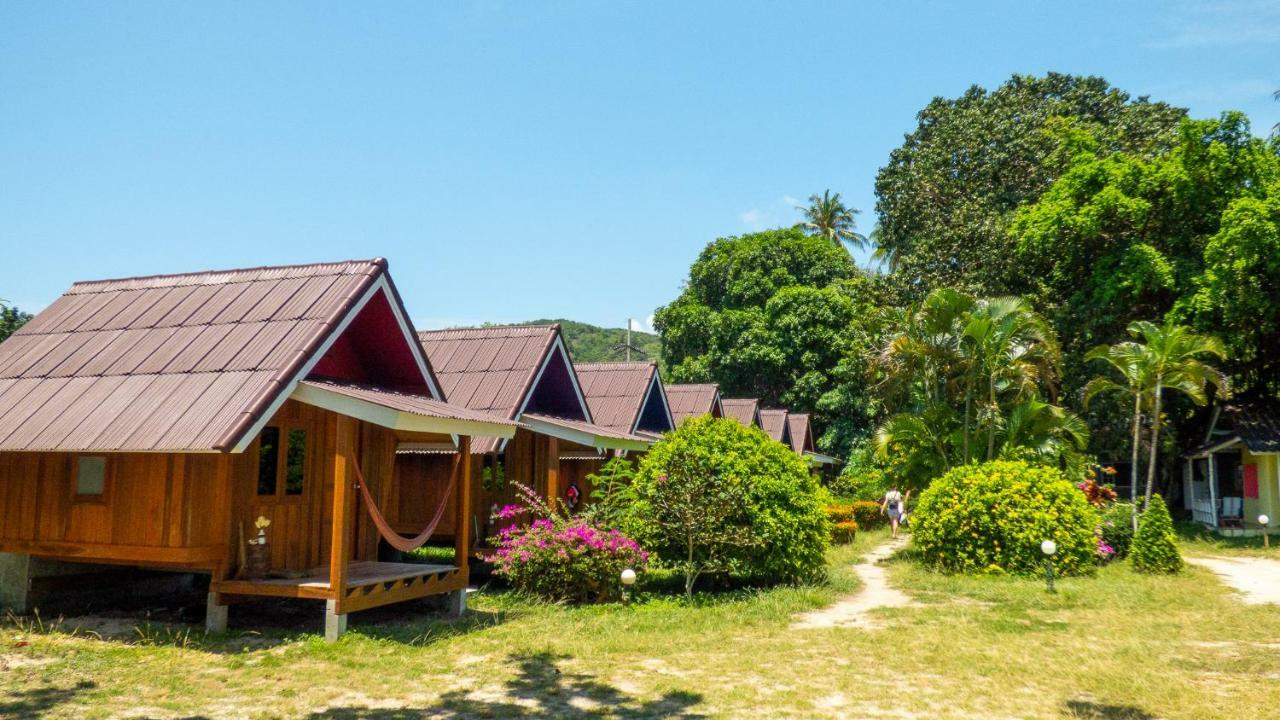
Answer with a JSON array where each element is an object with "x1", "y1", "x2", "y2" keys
[
  {"x1": 521, "y1": 413, "x2": 652, "y2": 450},
  {"x1": 297, "y1": 379, "x2": 516, "y2": 433},
  {"x1": 665, "y1": 383, "x2": 721, "y2": 425},
  {"x1": 759, "y1": 408, "x2": 790, "y2": 444},
  {"x1": 787, "y1": 413, "x2": 814, "y2": 454},
  {"x1": 574, "y1": 361, "x2": 669, "y2": 434},
  {"x1": 417, "y1": 325, "x2": 559, "y2": 419},
  {"x1": 721, "y1": 398, "x2": 760, "y2": 428},
  {"x1": 0, "y1": 259, "x2": 423, "y2": 452}
]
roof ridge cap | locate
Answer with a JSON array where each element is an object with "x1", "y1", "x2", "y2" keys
[{"x1": 69, "y1": 258, "x2": 383, "y2": 291}]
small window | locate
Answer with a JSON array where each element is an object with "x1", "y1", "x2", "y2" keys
[
  {"x1": 75, "y1": 456, "x2": 106, "y2": 498},
  {"x1": 257, "y1": 426, "x2": 280, "y2": 496},
  {"x1": 285, "y1": 429, "x2": 307, "y2": 496}
]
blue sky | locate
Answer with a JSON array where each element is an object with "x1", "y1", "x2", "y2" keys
[{"x1": 2, "y1": 1, "x2": 1277, "y2": 331}]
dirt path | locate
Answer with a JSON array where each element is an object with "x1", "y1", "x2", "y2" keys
[
  {"x1": 793, "y1": 535, "x2": 915, "y2": 630},
  {"x1": 1187, "y1": 555, "x2": 1280, "y2": 605}
]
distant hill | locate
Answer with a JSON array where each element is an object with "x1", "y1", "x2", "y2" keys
[{"x1": 518, "y1": 319, "x2": 662, "y2": 365}]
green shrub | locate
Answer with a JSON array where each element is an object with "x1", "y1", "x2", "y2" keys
[
  {"x1": 1131, "y1": 495, "x2": 1182, "y2": 574},
  {"x1": 831, "y1": 520, "x2": 858, "y2": 544},
  {"x1": 824, "y1": 503, "x2": 858, "y2": 543},
  {"x1": 913, "y1": 460, "x2": 1098, "y2": 576},
  {"x1": 850, "y1": 500, "x2": 886, "y2": 530},
  {"x1": 831, "y1": 465, "x2": 889, "y2": 502},
  {"x1": 1099, "y1": 502, "x2": 1135, "y2": 558},
  {"x1": 629, "y1": 416, "x2": 830, "y2": 590}
]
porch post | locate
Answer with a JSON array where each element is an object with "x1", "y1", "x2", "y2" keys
[
  {"x1": 450, "y1": 435, "x2": 472, "y2": 617},
  {"x1": 326, "y1": 415, "x2": 355, "y2": 642},
  {"x1": 546, "y1": 437, "x2": 560, "y2": 506},
  {"x1": 1207, "y1": 453, "x2": 1219, "y2": 529}
]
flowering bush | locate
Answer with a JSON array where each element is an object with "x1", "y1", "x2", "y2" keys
[
  {"x1": 850, "y1": 500, "x2": 886, "y2": 530},
  {"x1": 824, "y1": 504, "x2": 858, "y2": 543},
  {"x1": 1078, "y1": 473, "x2": 1118, "y2": 507},
  {"x1": 486, "y1": 484, "x2": 648, "y2": 603},
  {"x1": 913, "y1": 461, "x2": 1098, "y2": 576},
  {"x1": 1098, "y1": 501, "x2": 1135, "y2": 558}
]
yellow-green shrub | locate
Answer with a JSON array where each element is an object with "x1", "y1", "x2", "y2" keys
[{"x1": 913, "y1": 460, "x2": 1098, "y2": 576}]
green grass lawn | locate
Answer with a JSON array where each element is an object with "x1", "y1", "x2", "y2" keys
[{"x1": 3, "y1": 528, "x2": 1278, "y2": 719}]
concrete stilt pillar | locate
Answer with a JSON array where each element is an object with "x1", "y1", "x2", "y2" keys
[
  {"x1": 0, "y1": 553, "x2": 32, "y2": 613},
  {"x1": 324, "y1": 599, "x2": 347, "y2": 642},
  {"x1": 205, "y1": 592, "x2": 228, "y2": 634},
  {"x1": 447, "y1": 588, "x2": 468, "y2": 618}
]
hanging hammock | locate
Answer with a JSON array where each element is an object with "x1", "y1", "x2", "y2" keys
[{"x1": 350, "y1": 453, "x2": 459, "y2": 553}]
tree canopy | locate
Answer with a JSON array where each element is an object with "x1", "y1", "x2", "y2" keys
[
  {"x1": 0, "y1": 302, "x2": 32, "y2": 344},
  {"x1": 874, "y1": 72, "x2": 1185, "y2": 301},
  {"x1": 654, "y1": 228, "x2": 881, "y2": 455}
]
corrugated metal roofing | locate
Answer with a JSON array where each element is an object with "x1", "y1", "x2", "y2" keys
[
  {"x1": 574, "y1": 362, "x2": 660, "y2": 434},
  {"x1": 722, "y1": 398, "x2": 760, "y2": 428},
  {"x1": 521, "y1": 413, "x2": 651, "y2": 445},
  {"x1": 298, "y1": 379, "x2": 516, "y2": 428},
  {"x1": 0, "y1": 260, "x2": 386, "y2": 452},
  {"x1": 787, "y1": 413, "x2": 814, "y2": 454},
  {"x1": 759, "y1": 409, "x2": 790, "y2": 443},
  {"x1": 666, "y1": 383, "x2": 721, "y2": 425},
  {"x1": 417, "y1": 325, "x2": 559, "y2": 418},
  {"x1": 1188, "y1": 399, "x2": 1280, "y2": 456}
]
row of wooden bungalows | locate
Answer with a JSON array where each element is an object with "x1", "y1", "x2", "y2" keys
[{"x1": 0, "y1": 258, "x2": 836, "y2": 639}]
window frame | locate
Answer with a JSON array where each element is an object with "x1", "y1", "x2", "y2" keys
[
  {"x1": 255, "y1": 423, "x2": 312, "y2": 504},
  {"x1": 71, "y1": 454, "x2": 111, "y2": 504}
]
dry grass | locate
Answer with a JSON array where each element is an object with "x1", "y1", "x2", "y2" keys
[{"x1": 2, "y1": 528, "x2": 1277, "y2": 719}]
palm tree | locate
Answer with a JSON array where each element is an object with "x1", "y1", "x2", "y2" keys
[
  {"x1": 1000, "y1": 397, "x2": 1090, "y2": 472},
  {"x1": 1084, "y1": 340, "x2": 1151, "y2": 530},
  {"x1": 1129, "y1": 321, "x2": 1227, "y2": 504},
  {"x1": 961, "y1": 297, "x2": 1062, "y2": 462},
  {"x1": 795, "y1": 190, "x2": 867, "y2": 251}
]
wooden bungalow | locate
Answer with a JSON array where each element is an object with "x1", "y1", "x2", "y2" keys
[
  {"x1": 758, "y1": 408, "x2": 793, "y2": 448},
  {"x1": 404, "y1": 325, "x2": 649, "y2": 546},
  {"x1": 574, "y1": 361, "x2": 675, "y2": 440},
  {"x1": 0, "y1": 259, "x2": 517, "y2": 640},
  {"x1": 721, "y1": 398, "x2": 762, "y2": 429},
  {"x1": 1182, "y1": 400, "x2": 1280, "y2": 536},
  {"x1": 665, "y1": 383, "x2": 723, "y2": 426},
  {"x1": 786, "y1": 412, "x2": 838, "y2": 478}
]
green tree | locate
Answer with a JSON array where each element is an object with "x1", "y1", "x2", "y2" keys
[
  {"x1": 1128, "y1": 321, "x2": 1226, "y2": 503},
  {"x1": 0, "y1": 302, "x2": 32, "y2": 343},
  {"x1": 653, "y1": 228, "x2": 880, "y2": 456},
  {"x1": 1130, "y1": 494, "x2": 1182, "y2": 574},
  {"x1": 873, "y1": 288, "x2": 1087, "y2": 485},
  {"x1": 795, "y1": 189, "x2": 866, "y2": 252},
  {"x1": 875, "y1": 73, "x2": 1185, "y2": 299},
  {"x1": 1083, "y1": 338, "x2": 1151, "y2": 529}
]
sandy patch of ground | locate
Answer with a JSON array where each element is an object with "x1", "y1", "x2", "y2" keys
[
  {"x1": 1187, "y1": 555, "x2": 1280, "y2": 605},
  {"x1": 792, "y1": 536, "x2": 917, "y2": 630}
]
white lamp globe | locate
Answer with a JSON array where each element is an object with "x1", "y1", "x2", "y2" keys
[
  {"x1": 1260, "y1": 514, "x2": 1271, "y2": 526},
  {"x1": 621, "y1": 568, "x2": 637, "y2": 586},
  {"x1": 1040, "y1": 540, "x2": 1058, "y2": 556}
]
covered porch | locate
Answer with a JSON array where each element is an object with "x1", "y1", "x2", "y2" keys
[{"x1": 209, "y1": 380, "x2": 512, "y2": 641}]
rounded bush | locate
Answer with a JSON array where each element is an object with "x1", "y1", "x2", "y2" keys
[
  {"x1": 913, "y1": 460, "x2": 1098, "y2": 576},
  {"x1": 1131, "y1": 495, "x2": 1182, "y2": 574},
  {"x1": 631, "y1": 416, "x2": 830, "y2": 583}
]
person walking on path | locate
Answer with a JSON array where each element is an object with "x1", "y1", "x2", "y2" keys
[{"x1": 881, "y1": 486, "x2": 910, "y2": 538}]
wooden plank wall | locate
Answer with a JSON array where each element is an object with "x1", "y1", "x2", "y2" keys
[{"x1": 0, "y1": 451, "x2": 228, "y2": 566}]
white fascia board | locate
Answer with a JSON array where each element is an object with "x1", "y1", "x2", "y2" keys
[
  {"x1": 290, "y1": 382, "x2": 517, "y2": 439},
  {"x1": 520, "y1": 415, "x2": 651, "y2": 452}
]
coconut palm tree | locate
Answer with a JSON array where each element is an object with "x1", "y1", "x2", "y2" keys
[
  {"x1": 1084, "y1": 339, "x2": 1151, "y2": 529},
  {"x1": 795, "y1": 190, "x2": 867, "y2": 251},
  {"x1": 1129, "y1": 321, "x2": 1227, "y2": 504}
]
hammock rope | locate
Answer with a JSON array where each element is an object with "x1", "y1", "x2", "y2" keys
[{"x1": 350, "y1": 453, "x2": 458, "y2": 553}]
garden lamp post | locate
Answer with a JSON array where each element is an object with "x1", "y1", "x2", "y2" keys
[
  {"x1": 621, "y1": 568, "x2": 636, "y2": 606},
  {"x1": 1260, "y1": 515, "x2": 1271, "y2": 549},
  {"x1": 1040, "y1": 540, "x2": 1057, "y2": 594}
]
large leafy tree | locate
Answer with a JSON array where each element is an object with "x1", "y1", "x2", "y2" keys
[
  {"x1": 874, "y1": 73, "x2": 1185, "y2": 301},
  {"x1": 1013, "y1": 112, "x2": 1279, "y2": 483},
  {"x1": 0, "y1": 302, "x2": 32, "y2": 344},
  {"x1": 654, "y1": 228, "x2": 880, "y2": 456},
  {"x1": 795, "y1": 189, "x2": 867, "y2": 252}
]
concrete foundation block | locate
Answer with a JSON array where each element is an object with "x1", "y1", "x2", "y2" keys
[{"x1": 324, "y1": 599, "x2": 347, "y2": 642}]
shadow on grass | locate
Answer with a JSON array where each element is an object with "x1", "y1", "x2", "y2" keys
[
  {"x1": 304, "y1": 650, "x2": 704, "y2": 719},
  {"x1": 1064, "y1": 699, "x2": 1155, "y2": 719},
  {"x1": 1175, "y1": 521, "x2": 1268, "y2": 551},
  {"x1": 0, "y1": 681, "x2": 97, "y2": 717}
]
